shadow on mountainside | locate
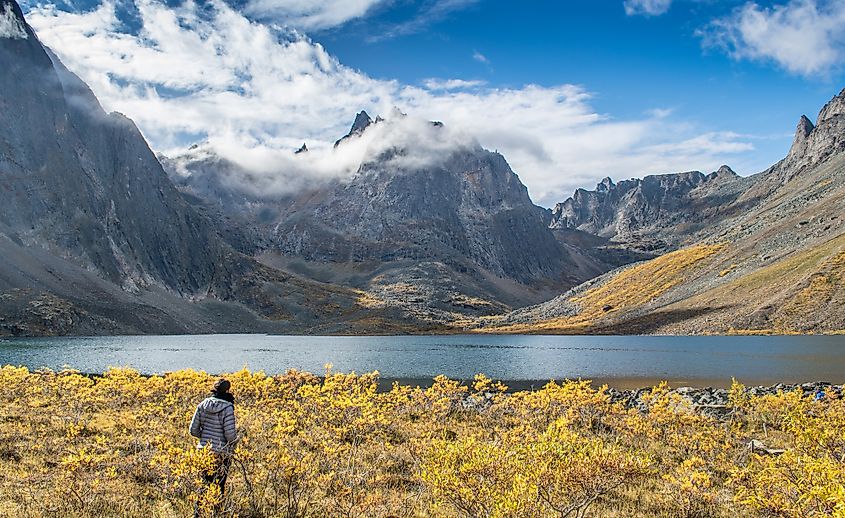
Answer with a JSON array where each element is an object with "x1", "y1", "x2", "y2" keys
[{"x1": 587, "y1": 305, "x2": 733, "y2": 335}]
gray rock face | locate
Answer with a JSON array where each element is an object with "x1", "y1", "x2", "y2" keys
[
  {"x1": 273, "y1": 142, "x2": 576, "y2": 286},
  {"x1": 0, "y1": 0, "x2": 227, "y2": 294},
  {"x1": 549, "y1": 166, "x2": 745, "y2": 250},
  {"x1": 159, "y1": 147, "x2": 272, "y2": 255},
  {"x1": 770, "y1": 88, "x2": 845, "y2": 182}
]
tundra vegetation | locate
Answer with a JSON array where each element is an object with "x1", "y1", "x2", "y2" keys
[{"x1": 0, "y1": 365, "x2": 842, "y2": 517}]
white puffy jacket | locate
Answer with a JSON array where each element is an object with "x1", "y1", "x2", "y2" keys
[{"x1": 189, "y1": 397, "x2": 237, "y2": 454}]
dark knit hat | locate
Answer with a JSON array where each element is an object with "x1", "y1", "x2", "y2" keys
[{"x1": 213, "y1": 378, "x2": 231, "y2": 394}]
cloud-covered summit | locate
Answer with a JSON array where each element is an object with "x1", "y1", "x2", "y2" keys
[{"x1": 168, "y1": 110, "x2": 481, "y2": 198}]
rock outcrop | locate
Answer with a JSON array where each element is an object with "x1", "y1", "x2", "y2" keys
[
  {"x1": 334, "y1": 110, "x2": 374, "y2": 147},
  {"x1": 549, "y1": 166, "x2": 746, "y2": 251}
]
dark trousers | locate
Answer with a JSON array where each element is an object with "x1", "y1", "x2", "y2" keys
[{"x1": 194, "y1": 455, "x2": 232, "y2": 517}]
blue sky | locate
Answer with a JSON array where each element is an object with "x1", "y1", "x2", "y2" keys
[
  {"x1": 21, "y1": 0, "x2": 845, "y2": 205},
  {"x1": 318, "y1": 0, "x2": 842, "y2": 155}
]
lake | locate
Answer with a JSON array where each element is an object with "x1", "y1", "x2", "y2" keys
[{"x1": 1, "y1": 334, "x2": 844, "y2": 388}]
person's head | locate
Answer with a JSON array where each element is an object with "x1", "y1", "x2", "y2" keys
[{"x1": 212, "y1": 378, "x2": 232, "y2": 400}]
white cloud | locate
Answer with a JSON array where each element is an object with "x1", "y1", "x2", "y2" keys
[
  {"x1": 422, "y1": 78, "x2": 485, "y2": 90},
  {"x1": 242, "y1": 0, "x2": 387, "y2": 30},
  {"x1": 700, "y1": 0, "x2": 845, "y2": 77},
  {"x1": 175, "y1": 115, "x2": 479, "y2": 196},
  {"x1": 472, "y1": 50, "x2": 489, "y2": 64},
  {"x1": 624, "y1": 0, "x2": 672, "y2": 16},
  {"x1": 373, "y1": 0, "x2": 479, "y2": 41},
  {"x1": 27, "y1": 0, "x2": 756, "y2": 207},
  {"x1": 0, "y1": 4, "x2": 28, "y2": 38},
  {"x1": 646, "y1": 107, "x2": 674, "y2": 118}
]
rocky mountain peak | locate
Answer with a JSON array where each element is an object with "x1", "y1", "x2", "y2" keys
[
  {"x1": 0, "y1": 0, "x2": 28, "y2": 40},
  {"x1": 351, "y1": 110, "x2": 373, "y2": 134},
  {"x1": 817, "y1": 87, "x2": 845, "y2": 125},
  {"x1": 334, "y1": 110, "x2": 376, "y2": 148},
  {"x1": 711, "y1": 165, "x2": 738, "y2": 179},
  {"x1": 295, "y1": 142, "x2": 308, "y2": 154},
  {"x1": 796, "y1": 114, "x2": 815, "y2": 137},
  {"x1": 786, "y1": 115, "x2": 815, "y2": 160},
  {"x1": 596, "y1": 177, "x2": 615, "y2": 192},
  {"x1": 772, "y1": 87, "x2": 845, "y2": 177}
]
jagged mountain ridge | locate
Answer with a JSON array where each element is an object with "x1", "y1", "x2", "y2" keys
[
  {"x1": 548, "y1": 165, "x2": 750, "y2": 252},
  {"x1": 545, "y1": 87, "x2": 845, "y2": 260},
  {"x1": 544, "y1": 90, "x2": 845, "y2": 257}
]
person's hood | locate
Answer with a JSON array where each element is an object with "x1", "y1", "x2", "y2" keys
[{"x1": 198, "y1": 396, "x2": 233, "y2": 414}]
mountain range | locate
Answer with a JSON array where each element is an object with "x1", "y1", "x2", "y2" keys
[{"x1": 1, "y1": 0, "x2": 843, "y2": 336}]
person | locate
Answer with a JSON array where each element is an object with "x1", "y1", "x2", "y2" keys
[
  {"x1": 815, "y1": 387, "x2": 826, "y2": 401},
  {"x1": 189, "y1": 378, "x2": 237, "y2": 517}
]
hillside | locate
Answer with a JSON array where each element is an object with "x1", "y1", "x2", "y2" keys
[{"x1": 486, "y1": 89, "x2": 845, "y2": 335}]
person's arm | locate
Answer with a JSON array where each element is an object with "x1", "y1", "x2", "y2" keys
[
  {"x1": 222, "y1": 405, "x2": 237, "y2": 446},
  {"x1": 189, "y1": 406, "x2": 202, "y2": 438}
]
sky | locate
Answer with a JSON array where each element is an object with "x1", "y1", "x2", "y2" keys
[{"x1": 18, "y1": 0, "x2": 845, "y2": 206}]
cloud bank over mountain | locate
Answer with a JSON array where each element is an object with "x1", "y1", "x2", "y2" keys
[{"x1": 27, "y1": 0, "x2": 755, "y2": 206}]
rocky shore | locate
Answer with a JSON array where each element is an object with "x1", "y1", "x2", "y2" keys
[
  {"x1": 458, "y1": 381, "x2": 843, "y2": 420},
  {"x1": 608, "y1": 381, "x2": 842, "y2": 419}
]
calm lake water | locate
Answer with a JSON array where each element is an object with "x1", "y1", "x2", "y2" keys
[{"x1": 1, "y1": 334, "x2": 844, "y2": 388}]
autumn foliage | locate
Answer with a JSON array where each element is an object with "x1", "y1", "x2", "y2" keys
[{"x1": 0, "y1": 366, "x2": 842, "y2": 517}]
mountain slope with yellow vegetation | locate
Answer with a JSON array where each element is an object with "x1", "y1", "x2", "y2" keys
[{"x1": 482, "y1": 92, "x2": 845, "y2": 335}]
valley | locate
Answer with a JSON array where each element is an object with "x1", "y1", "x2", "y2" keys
[{"x1": 1, "y1": 0, "x2": 844, "y2": 337}]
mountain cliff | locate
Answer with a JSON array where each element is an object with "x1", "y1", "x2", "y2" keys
[{"x1": 0, "y1": 0, "x2": 401, "y2": 336}]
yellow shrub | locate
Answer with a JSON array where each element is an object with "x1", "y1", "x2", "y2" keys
[{"x1": 0, "y1": 365, "x2": 842, "y2": 517}]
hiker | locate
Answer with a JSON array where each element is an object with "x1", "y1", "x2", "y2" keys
[
  {"x1": 189, "y1": 378, "x2": 237, "y2": 517},
  {"x1": 815, "y1": 387, "x2": 826, "y2": 401}
]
